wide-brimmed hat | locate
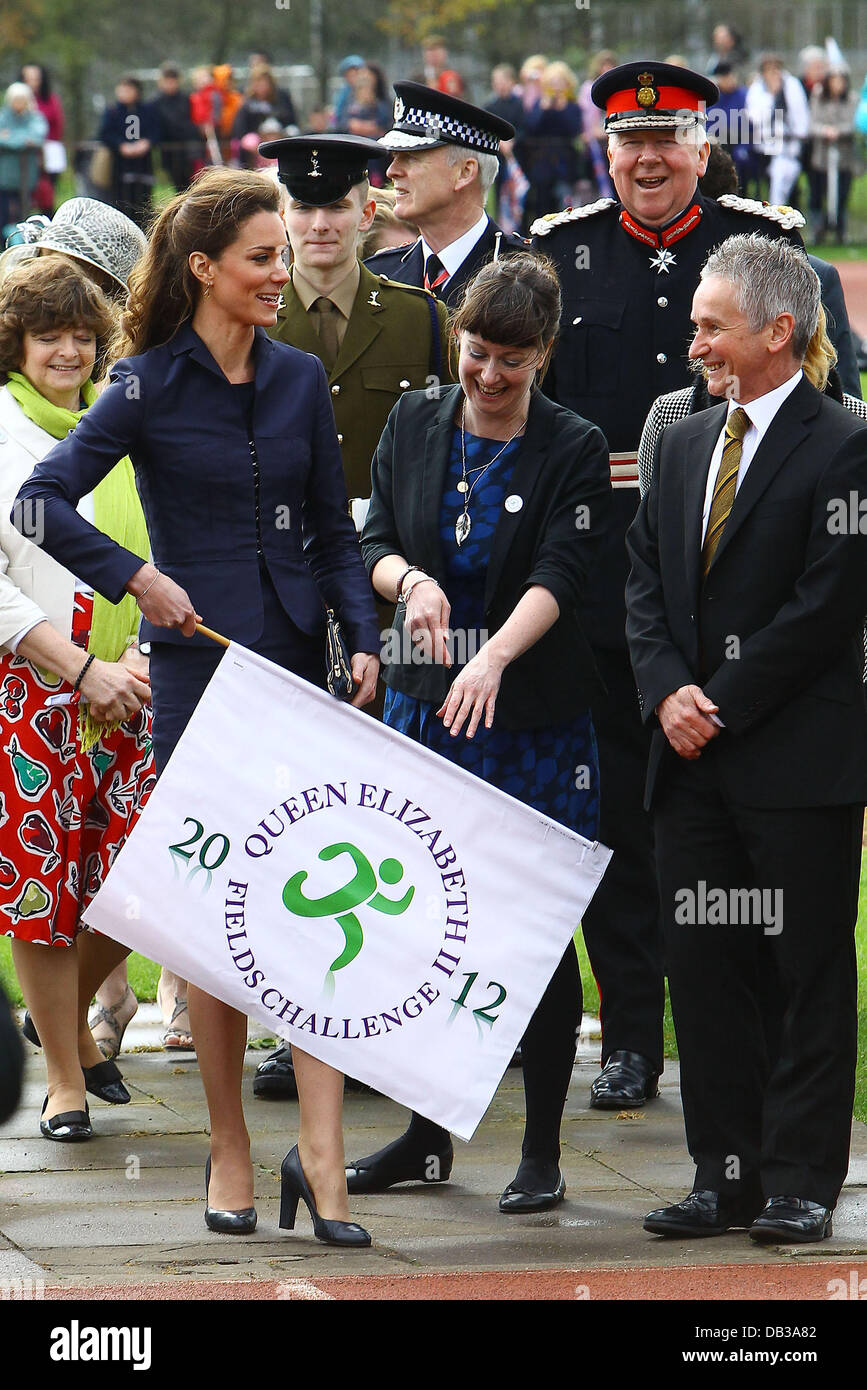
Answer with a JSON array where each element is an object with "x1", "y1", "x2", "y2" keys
[{"x1": 1, "y1": 198, "x2": 146, "y2": 291}]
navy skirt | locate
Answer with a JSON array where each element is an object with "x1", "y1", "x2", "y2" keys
[{"x1": 149, "y1": 566, "x2": 324, "y2": 776}]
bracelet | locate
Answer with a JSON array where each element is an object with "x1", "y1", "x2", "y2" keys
[
  {"x1": 138, "y1": 569, "x2": 161, "y2": 600},
  {"x1": 394, "y1": 565, "x2": 426, "y2": 604},
  {"x1": 402, "y1": 575, "x2": 440, "y2": 604},
  {"x1": 73, "y1": 653, "x2": 96, "y2": 692}
]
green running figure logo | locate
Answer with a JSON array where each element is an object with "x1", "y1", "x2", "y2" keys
[{"x1": 282, "y1": 841, "x2": 414, "y2": 992}]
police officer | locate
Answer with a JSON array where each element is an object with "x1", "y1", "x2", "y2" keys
[
  {"x1": 365, "y1": 82, "x2": 528, "y2": 307},
  {"x1": 253, "y1": 133, "x2": 451, "y2": 1102},
  {"x1": 532, "y1": 62, "x2": 805, "y2": 1111}
]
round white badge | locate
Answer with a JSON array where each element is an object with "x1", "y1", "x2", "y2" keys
[{"x1": 504, "y1": 494, "x2": 523, "y2": 514}]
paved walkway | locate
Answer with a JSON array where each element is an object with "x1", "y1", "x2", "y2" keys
[{"x1": 2, "y1": 1012, "x2": 865, "y2": 1300}]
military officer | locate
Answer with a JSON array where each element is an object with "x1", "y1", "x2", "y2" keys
[
  {"x1": 253, "y1": 133, "x2": 451, "y2": 1102},
  {"x1": 532, "y1": 62, "x2": 806, "y2": 1112},
  {"x1": 364, "y1": 82, "x2": 528, "y2": 308},
  {"x1": 261, "y1": 133, "x2": 452, "y2": 521}
]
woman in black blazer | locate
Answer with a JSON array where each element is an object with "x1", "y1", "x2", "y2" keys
[
  {"x1": 354, "y1": 253, "x2": 613, "y2": 1211},
  {"x1": 18, "y1": 169, "x2": 380, "y2": 1247}
]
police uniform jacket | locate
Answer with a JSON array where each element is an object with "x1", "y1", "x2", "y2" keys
[
  {"x1": 270, "y1": 263, "x2": 452, "y2": 501},
  {"x1": 532, "y1": 189, "x2": 804, "y2": 654},
  {"x1": 15, "y1": 323, "x2": 380, "y2": 658},
  {"x1": 364, "y1": 216, "x2": 529, "y2": 309}
]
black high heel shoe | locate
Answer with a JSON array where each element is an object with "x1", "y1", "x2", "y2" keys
[
  {"x1": 40, "y1": 1095, "x2": 91, "y2": 1142},
  {"x1": 204, "y1": 1155, "x2": 257, "y2": 1234},
  {"x1": 279, "y1": 1145, "x2": 371, "y2": 1247},
  {"x1": 83, "y1": 1059, "x2": 130, "y2": 1105}
]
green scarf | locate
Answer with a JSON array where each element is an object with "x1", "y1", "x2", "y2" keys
[{"x1": 7, "y1": 371, "x2": 150, "y2": 751}]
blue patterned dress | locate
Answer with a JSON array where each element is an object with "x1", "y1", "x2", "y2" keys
[{"x1": 385, "y1": 426, "x2": 600, "y2": 840}]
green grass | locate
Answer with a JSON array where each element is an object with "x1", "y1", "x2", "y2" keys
[{"x1": 0, "y1": 946, "x2": 159, "y2": 1005}]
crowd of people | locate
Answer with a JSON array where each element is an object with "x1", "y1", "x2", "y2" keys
[
  {"x1": 2, "y1": 31, "x2": 866, "y2": 244},
  {"x1": 1, "y1": 41, "x2": 867, "y2": 1254}
]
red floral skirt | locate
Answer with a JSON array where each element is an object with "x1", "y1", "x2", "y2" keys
[{"x1": 0, "y1": 598, "x2": 155, "y2": 947}]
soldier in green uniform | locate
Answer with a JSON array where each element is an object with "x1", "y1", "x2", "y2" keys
[
  {"x1": 253, "y1": 134, "x2": 451, "y2": 1101},
  {"x1": 260, "y1": 134, "x2": 452, "y2": 526}
]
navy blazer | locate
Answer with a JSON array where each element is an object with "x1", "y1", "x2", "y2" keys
[
  {"x1": 362, "y1": 384, "x2": 612, "y2": 727},
  {"x1": 16, "y1": 323, "x2": 380, "y2": 655}
]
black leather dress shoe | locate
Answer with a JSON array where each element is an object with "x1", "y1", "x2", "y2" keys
[
  {"x1": 644, "y1": 1189, "x2": 762, "y2": 1237},
  {"x1": 346, "y1": 1136, "x2": 454, "y2": 1193},
  {"x1": 590, "y1": 1051, "x2": 660, "y2": 1109},
  {"x1": 83, "y1": 1059, "x2": 130, "y2": 1105},
  {"x1": 749, "y1": 1197, "x2": 833, "y2": 1243},
  {"x1": 253, "y1": 1045, "x2": 298, "y2": 1099}
]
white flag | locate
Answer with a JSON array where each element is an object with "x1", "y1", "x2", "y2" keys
[{"x1": 86, "y1": 645, "x2": 611, "y2": 1140}]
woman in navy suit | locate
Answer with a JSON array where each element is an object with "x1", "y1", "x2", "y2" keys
[{"x1": 17, "y1": 168, "x2": 380, "y2": 1246}]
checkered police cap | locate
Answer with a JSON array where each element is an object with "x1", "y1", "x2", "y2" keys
[{"x1": 379, "y1": 81, "x2": 514, "y2": 154}]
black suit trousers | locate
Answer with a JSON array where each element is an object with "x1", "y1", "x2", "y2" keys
[
  {"x1": 654, "y1": 744, "x2": 861, "y2": 1209},
  {"x1": 581, "y1": 651, "x2": 665, "y2": 1069}
]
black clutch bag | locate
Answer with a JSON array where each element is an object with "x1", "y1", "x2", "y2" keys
[{"x1": 325, "y1": 608, "x2": 354, "y2": 700}]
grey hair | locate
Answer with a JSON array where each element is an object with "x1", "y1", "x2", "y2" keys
[
  {"x1": 445, "y1": 144, "x2": 500, "y2": 197},
  {"x1": 700, "y1": 232, "x2": 820, "y2": 359}
]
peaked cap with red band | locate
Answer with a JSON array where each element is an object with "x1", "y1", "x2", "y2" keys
[{"x1": 592, "y1": 60, "x2": 718, "y2": 133}]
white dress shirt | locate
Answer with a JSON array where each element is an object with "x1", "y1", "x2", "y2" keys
[
  {"x1": 421, "y1": 211, "x2": 489, "y2": 289},
  {"x1": 700, "y1": 369, "x2": 803, "y2": 545}
]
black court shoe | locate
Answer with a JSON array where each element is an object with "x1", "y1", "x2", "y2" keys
[
  {"x1": 280, "y1": 1145, "x2": 371, "y2": 1247},
  {"x1": 40, "y1": 1095, "x2": 91, "y2": 1142},
  {"x1": 204, "y1": 1155, "x2": 257, "y2": 1235}
]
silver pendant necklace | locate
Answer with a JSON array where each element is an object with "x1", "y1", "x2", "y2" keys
[{"x1": 455, "y1": 401, "x2": 525, "y2": 547}]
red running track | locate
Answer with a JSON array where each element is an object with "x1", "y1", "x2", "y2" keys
[{"x1": 42, "y1": 1262, "x2": 867, "y2": 1300}]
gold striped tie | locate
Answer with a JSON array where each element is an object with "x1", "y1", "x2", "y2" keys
[{"x1": 701, "y1": 407, "x2": 750, "y2": 577}]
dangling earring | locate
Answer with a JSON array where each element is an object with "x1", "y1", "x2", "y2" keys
[{"x1": 203, "y1": 281, "x2": 212, "y2": 298}]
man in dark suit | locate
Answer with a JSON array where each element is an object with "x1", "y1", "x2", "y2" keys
[
  {"x1": 626, "y1": 232, "x2": 867, "y2": 1242},
  {"x1": 364, "y1": 81, "x2": 527, "y2": 309}
]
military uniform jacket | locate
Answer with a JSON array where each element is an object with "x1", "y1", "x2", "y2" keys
[
  {"x1": 531, "y1": 190, "x2": 804, "y2": 653},
  {"x1": 364, "y1": 217, "x2": 530, "y2": 309},
  {"x1": 270, "y1": 263, "x2": 452, "y2": 501}
]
